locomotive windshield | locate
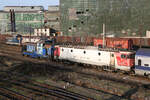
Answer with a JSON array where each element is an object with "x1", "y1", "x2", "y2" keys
[{"x1": 127, "y1": 54, "x2": 135, "y2": 59}]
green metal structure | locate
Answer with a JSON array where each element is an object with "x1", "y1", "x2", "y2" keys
[{"x1": 60, "y1": 0, "x2": 150, "y2": 37}]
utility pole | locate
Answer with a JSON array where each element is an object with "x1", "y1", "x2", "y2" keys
[{"x1": 103, "y1": 23, "x2": 105, "y2": 48}]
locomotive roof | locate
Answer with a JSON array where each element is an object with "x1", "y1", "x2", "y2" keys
[{"x1": 136, "y1": 48, "x2": 150, "y2": 57}]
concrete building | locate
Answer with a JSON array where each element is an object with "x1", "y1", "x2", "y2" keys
[
  {"x1": 60, "y1": 0, "x2": 150, "y2": 37},
  {"x1": 44, "y1": 10, "x2": 60, "y2": 31},
  {"x1": 48, "y1": 6, "x2": 59, "y2": 11}
]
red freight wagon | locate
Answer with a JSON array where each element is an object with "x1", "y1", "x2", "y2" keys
[
  {"x1": 93, "y1": 38, "x2": 103, "y2": 46},
  {"x1": 66, "y1": 36, "x2": 72, "y2": 43},
  {"x1": 93, "y1": 38, "x2": 133, "y2": 50},
  {"x1": 56, "y1": 36, "x2": 72, "y2": 43},
  {"x1": 106, "y1": 38, "x2": 133, "y2": 50},
  {"x1": 85, "y1": 37, "x2": 94, "y2": 45},
  {"x1": 0, "y1": 34, "x2": 12, "y2": 41},
  {"x1": 72, "y1": 37, "x2": 81, "y2": 43}
]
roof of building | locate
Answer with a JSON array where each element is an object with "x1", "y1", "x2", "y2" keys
[
  {"x1": 0, "y1": 10, "x2": 44, "y2": 13},
  {"x1": 4, "y1": 6, "x2": 44, "y2": 7},
  {"x1": 48, "y1": 5, "x2": 59, "y2": 7},
  {"x1": 136, "y1": 48, "x2": 150, "y2": 57}
]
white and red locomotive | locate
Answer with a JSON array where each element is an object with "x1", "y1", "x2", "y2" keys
[{"x1": 54, "y1": 46, "x2": 135, "y2": 71}]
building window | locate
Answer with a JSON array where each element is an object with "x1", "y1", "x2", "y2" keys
[
  {"x1": 76, "y1": 11, "x2": 84, "y2": 14},
  {"x1": 81, "y1": 21, "x2": 84, "y2": 24},
  {"x1": 121, "y1": 54, "x2": 126, "y2": 58},
  {"x1": 138, "y1": 59, "x2": 141, "y2": 66},
  {"x1": 86, "y1": 9, "x2": 89, "y2": 12},
  {"x1": 73, "y1": 25, "x2": 77, "y2": 27},
  {"x1": 31, "y1": 6, "x2": 34, "y2": 9},
  {"x1": 56, "y1": 18, "x2": 59, "y2": 20}
]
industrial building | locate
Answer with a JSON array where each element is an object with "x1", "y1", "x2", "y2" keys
[
  {"x1": 0, "y1": 6, "x2": 60, "y2": 35},
  {"x1": 60, "y1": 0, "x2": 150, "y2": 37},
  {"x1": 45, "y1": 6, "x2": 60, "y2": 31}
]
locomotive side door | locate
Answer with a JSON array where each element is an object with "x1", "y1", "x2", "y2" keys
[{"x1": 110, "y1": 52, "x2": 115, "y2": 67}]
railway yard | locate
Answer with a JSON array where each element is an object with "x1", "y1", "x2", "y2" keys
[
  {"x1": 0, "y1": 42, "x2": 150, "y2": 100},
  {"x1": 1, "y1": 0, "x2": 150, "y2": 99}
]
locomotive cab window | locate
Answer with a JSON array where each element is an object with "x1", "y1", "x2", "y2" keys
[
  {"x1": 121, "y1": 54, "x2": 126, "y2": 59},
  {"x1": 127, "y1": 54, "x2": 135, "y2": 59}
]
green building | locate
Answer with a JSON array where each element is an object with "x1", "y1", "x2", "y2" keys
[
  {"x1": 60, "y1": 0, "x2": 150, "y2": 37},
  {"x1": 0, "y1": 11, "x2": 44, "y2": 34},
  {"x1": 0, "y1": 6, "x2": 60, "y2": 35}
]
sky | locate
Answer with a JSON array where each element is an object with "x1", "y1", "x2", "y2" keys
[{"x1": 0, "y1": 0, "x2": 59, "y2": 10}]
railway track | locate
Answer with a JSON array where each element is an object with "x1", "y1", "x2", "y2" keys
[
  {"x1": 0, "y1": 43, "x2": 150, "y2": 99},
  {"x1": 0, "y1": 86, "x2": 32, "y2": 100},
  {"x1": 1, "y1": 43, "x2": 150, "y2": 87},
  {"x1": 0, "y1": 70, "x2": 93, "y2": 100}
]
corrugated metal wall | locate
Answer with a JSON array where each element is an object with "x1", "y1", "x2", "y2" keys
[{"x1": 60, "y1": 0, "x2": 150, "y2": 37}]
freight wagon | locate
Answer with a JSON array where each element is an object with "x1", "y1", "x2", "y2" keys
[{"x1": 93, "y1": 38, "x2": 133, "y2": 50}]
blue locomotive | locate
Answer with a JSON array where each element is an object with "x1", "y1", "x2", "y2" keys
[{"x1": 22, "y1": 39, "x2": 55, "y2": 59}]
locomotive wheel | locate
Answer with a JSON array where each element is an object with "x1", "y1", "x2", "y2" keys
[{"x1": 130, "y1": 70, "x2": 135, "y2": 75}]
